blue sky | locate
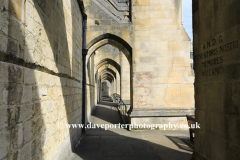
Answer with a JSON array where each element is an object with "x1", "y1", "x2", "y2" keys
[{"x1": 182, "y1": 0, "x2": 193, "y2": 43}]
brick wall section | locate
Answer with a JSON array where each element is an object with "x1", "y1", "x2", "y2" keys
[{"x1": 0, "y1": 0, "x2": 83, "y2": 159}]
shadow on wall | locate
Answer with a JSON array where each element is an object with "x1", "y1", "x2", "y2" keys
[
  {"x1": 87, "y1": 54, "x2": 95, "y2": 122},
  {"x1": 0, "y1": 0, "x2": 45, "y2": 159},
  {"x1": 1, "y1": 0, "x2": 83, "y2": 159},
  {"x1": 31, "y1": 0, "x2": 83, "y2": 156}
]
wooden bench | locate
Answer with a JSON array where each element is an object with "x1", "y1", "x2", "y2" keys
[{"x1": 186, "y1": 115, "x2": 195, "y2": 142}]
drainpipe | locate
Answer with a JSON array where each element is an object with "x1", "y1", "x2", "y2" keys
[{"x1": 82, "y1": 13, "x2": 88, "y2": 133}]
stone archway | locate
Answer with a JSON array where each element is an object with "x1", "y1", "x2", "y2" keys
[{"x1": 86, "y1": 34, "x2": 133, "y2": 117}]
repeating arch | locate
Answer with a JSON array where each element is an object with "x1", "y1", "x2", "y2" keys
[
  {"x1": 95, "y1": 58, "x2": 121, "y2": 74},
  {"x1": 98, "y1": 68, "x2": 116, "y2": 79},
  {"x1": 100, "y1": 71, "x2": 116, "y2": 80},
  {"x1": 102, "y1": 77, "x2": 114, "y2": 83},
  {"x1": 101, "y1": 73, "x2": 115, "y2": 81},
  {"x1": 87, "y1": 33, "x2": 132, "y2": 63}
]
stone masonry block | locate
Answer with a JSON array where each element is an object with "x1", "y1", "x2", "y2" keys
[
  {"x1": 99, "y1": 20, "x2": 112, "y2": 25},
  {"x1": 32, "y1": 86, "x2": 40, "y2": 101},
  {"x1": 181, "y1": 87, "x2": 194, "y2": 95},
  {"x1": 32, "y1": 116, "x2": 42, "y2": 137},
  {"x1": 0, "y1": 33, "x2": 7, "y2": 53},
  {"x1": 18, "y1": 123, "x2": 23, "y2": 148},
  {"x1": 21, "y1": 86, "x2": 32, "y2": 104},
  {"x1": 168, "y1": 77, "x2": 183, "y2": 84},
  {"x1": 8, "y1": 107, "x2": 20, "y2": 129},
  {"x1": 0, "y1": 10, "x2": 9, "y2": 35},
  {"x1": 0, "y1": 62, "x2": 9, "y2": 83},
  {"x1": 0, "y1": 108, "x2": 8, "y2": 130},
  {"x1": 23, "y1": 120, "x2": 32, "y2": 143},
  {"x1": 20, "y1": 143, "x2": 31, "y2": 160},
  {"x1": 10, "y1": 124, "x2": 21, "y2": 152},
  {"x1": 3, "y1": 84, "x2": 23, "y2": 105},
  {"x1": 6, "y1": 38, "x2": 18, "y2": 57},
  {"x1": 8, "y1": 17, "x2": 24, "y2": 44},
  {"x1": 0, "y1": 85, "x2": 2, "y2": 105},
  {"x1": 39, "y1": 86, "x2": 48, "y2": 98},
  {"x1": 135, "y1": 0, "x2": 150, "y2": 6},
  {"x1": 0, "y1": 130, "x2": 10, "y2": 159},
  {"x1": 24, "y1": 68, "x2": 35, "y2": 85},
  {"x1": 8, "y1": 64, "x2": 23, "y2": 84},
  {"x1": 31, "y1": 138, "x2": 38, "y2": 159},
  {"x1": 169, "y1": 71, "x2": 183, "y2": 77},
  {"x1": 34, "y1": 103, "x2": 41, "y2": 117},
  {"x1": 0, "y1": 0, "x2": 9, "y2": 11},
  {"x1": 19, "y1": 104, "x2": 33, "y2": 122}
]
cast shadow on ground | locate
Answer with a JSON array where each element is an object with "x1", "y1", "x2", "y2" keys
[{"x1": 71, "y1": 100, "x2": 193, "y2": 160}]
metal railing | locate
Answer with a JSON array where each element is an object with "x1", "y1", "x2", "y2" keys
[{"x1": 111, "y1": 93, "x2": 129, "y2": 118}]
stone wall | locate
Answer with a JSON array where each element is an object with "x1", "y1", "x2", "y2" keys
[
  {"x1": 193, "y1": 0, "x2": 240, "y2": 159},
  {"x1": 84, "y1": 0, "x2": 133, "y2": 46},
  {"x1": 130, "y1": 0, "x2": 194, "y2": 127},
  {"x1": 0, "y1": 0, "x2": 83, "y2": 159}
]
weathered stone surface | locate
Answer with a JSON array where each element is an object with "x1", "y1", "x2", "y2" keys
[
  {"x1": 21, "y1": 86, "x2": 32, "y2": 104},
  {"x1": 0, "y1": 62, "x2": 8, "y2": 83},
  {"x1": 20, "y1": 143, "x2": 31, "y2": 160},
  {"x1": 17, "y1": 123, "x2": 23, "y2": 148},
  {"x1": 0, "y1": 85, "x2": 2, "y2": 105},
  {"x1": 0, "y1": 130, "x2": 10, "y2": 159},
  {"x1": 8, "y1": 107, "x2": 20, "y2": 129},
  {"x1": 0, "y1": 0, "x2": 84, "y2": 159},
  {"x1": 193, "y1": 0, "x2": 240, "y2": 159},
  {"x1": 32, "y1": 86, "x2": 40, "y2": 101},
  {"x1": 10, "y1": 124, "x2": 20, "y2": 152},
  {"x1": 6, "y1": 39, "x2": 18, "y2": 57},
  {"x1": 24, "y1": 68, "x2": 35, "y2": 85},
  {"x1": 39, "y1": 86, "x2": 47, "y2": 98},
  {"x1": 0, "y1": 108, "x2": 8, "y2": 130},
  {"x1": 19, "y1": 104, "x2": 33, "y2": 122},
  {"x1": 0, "y1": 34, "x2": 7, "y2": 53},
  {"x1": 0, "y1": 10, "x2": 9, "y2": 35},
  {"x1": 3, "y1": 84, "x2": 23, "y2": 105},
  {"x1": 130, "y1": 108, "x2": 195, "y2": 117},
  {"x1": 8, "y1": 64, "x2": 23, "y2": 84},
  {"x1": 23, "y1": 120, "x2": 32, "y2": 143}
]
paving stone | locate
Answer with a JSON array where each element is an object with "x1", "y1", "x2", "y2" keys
[{"x1": 74, "y1": 100, "x2": 193, "y2": 160}]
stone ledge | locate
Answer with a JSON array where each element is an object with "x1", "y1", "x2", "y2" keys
[
  {"x1": 92, "y1": 0, "x2": 130, "y2": 23},
  {"x1": 129, "y1": 108, "x2": 195, "y2": 117},
  {"x1": 108, "y1": 0, "x2": 129, "y2": 11}
]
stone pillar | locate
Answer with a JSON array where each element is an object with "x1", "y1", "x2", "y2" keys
[
  {"x1": 193, "y1": 0, "x2": 240, "y2": 159},
  {"x1": 120, "y1": 52, "x2": 131, "y2": 103}
]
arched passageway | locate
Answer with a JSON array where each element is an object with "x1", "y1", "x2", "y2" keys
[{"x1": 85, "y1": 33, "x2": 133, "y2": 123}]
